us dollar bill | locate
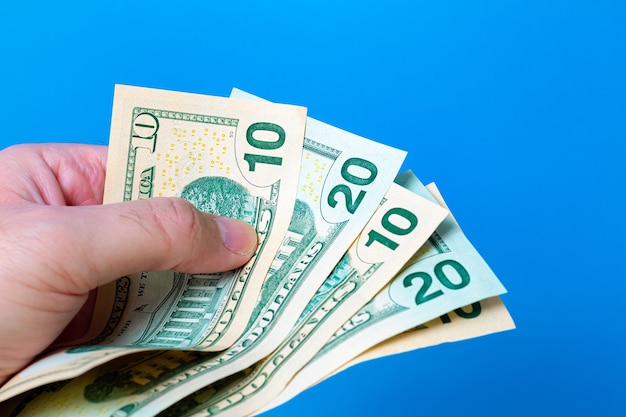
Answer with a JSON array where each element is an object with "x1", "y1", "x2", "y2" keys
[
  {"x1": 331, "y1": 184, "x2": 514, "y2": 373},
  {"x1": 342, "y1": 297, "x2": 514, "y2": 371},
  {"x1": 334, "y1": 183, "x2": 515, "y2": 373},
  {"x1": 0, "y1": 346, "x2": 147, "y2": 403},
  {"x1": 258, "y1": 296, "x2": 514, "y2": 415},
  {"x1": 254, "y1": 173, "x2": 509, "y2": 412},
  {"x1": 0, "y1": 84, "x2": 309, "y2": 402},
  {"x1": 78, "y1": 85, "x2": 307, "y2": 352},
  {"x1": 151, "y1": 180, "x2": 448, "y2": 417},
  {"x1": 5, "y1": 179, "x2": 439, "y2": 417},
  {"x1": 258, "y1": 182, "x2": 515, "y2": 414},
  {"x1": 101, "y1": 89, "x2": 407, "y2": 413},
  {"x1": 0, "y1": 91, "x2": 408, "y2": 416}
]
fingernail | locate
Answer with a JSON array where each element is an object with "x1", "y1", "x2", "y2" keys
[{"x1": 213, "y1": 217, "x2": 258, "y2": 256}]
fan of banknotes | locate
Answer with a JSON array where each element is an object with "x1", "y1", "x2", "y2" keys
[{"x1": 0, "y1": 86, "x2": 514, "y2": 417}]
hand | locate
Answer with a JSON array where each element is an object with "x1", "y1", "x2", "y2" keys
[{"x1": 0, "y1": 143, "x2": 257, "y2": 385}]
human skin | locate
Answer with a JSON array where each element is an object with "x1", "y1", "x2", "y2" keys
[{"x1": 0, "y1": 143, "x2": 257, "y2": 385}]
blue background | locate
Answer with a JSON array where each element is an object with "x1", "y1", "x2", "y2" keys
[{"x1": 1, "y1": 1, "x2": 624, "y2": 416}]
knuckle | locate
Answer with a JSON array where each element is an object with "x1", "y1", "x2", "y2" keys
[{"x1": 147, "y1": 198, "x2": 204, "y2": 267}]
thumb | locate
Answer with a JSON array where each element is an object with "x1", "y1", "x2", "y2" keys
[{"x1": 53, "y1": 197, "x2": 258, "y2": 292}]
